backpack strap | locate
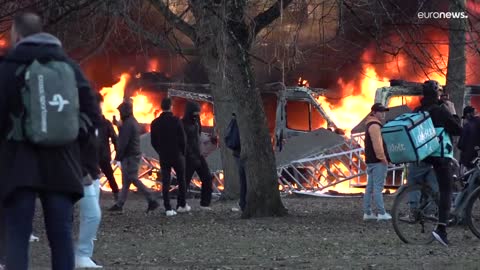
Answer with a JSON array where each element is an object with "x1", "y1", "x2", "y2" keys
[{"x1": 7, "y1": 64, "x2": 28, "y2": 142}]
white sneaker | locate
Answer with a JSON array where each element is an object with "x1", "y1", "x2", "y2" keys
[
  {"x1": 75, "y1": 256, "x2": 103, "y2": 268},
  {"x1": 176, "y1": 204, "x2": 191, "y2": 213},
  {"x1": 166, "y1": 210, "x2": 177, "y2": 217},
  {"x1": 231, "y1": 207, "x2": 241, "y2": 212},
  {"x1": 363, "y1": 213, "x2": 377, "y2": 221},
  {"x1": 199, "y1": 206, "x2": 213, "y2": 211},
  {"x1": 29, "y1": 234, "x2": 39, "y2": 242},
  {"x1": 377, "y1": 212, "x2": 392, "y2": 221}
]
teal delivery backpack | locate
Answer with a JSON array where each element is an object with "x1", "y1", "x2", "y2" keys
[
  {"x1": 430, "y1": 127, "x2": 453, "y2": 159},
  {"x1": 380, "y1": 112, "x2": 440, "y2": 163}
]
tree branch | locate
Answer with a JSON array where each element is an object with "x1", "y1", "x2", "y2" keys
[
  {"x1": 250, "y1": 0, "x2": 294, "y2": 37},
  {"x1": 122, "y1": 12, "x2": 197, "y2": 61},
  {"x1": 147, "y1": 0, "x2": 196, "y2": 42}
]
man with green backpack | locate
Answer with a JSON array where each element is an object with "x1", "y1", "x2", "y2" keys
[{"x1": 0, "y1": 12, "x2": 101, "y2": 269}]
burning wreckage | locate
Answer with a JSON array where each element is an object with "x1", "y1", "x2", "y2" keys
[{"x1": 101, "y1": 74, "x2": 480, "y2": 197}]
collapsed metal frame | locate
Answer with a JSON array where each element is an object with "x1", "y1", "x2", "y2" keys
[
  {"x1": 277, "y1": 133, "x2": 405, "y2": 195},
  {"x1": 100, "y1": 155, "x2": 225, "y2": 196}
]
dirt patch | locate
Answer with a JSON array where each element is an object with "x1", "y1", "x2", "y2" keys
[{"x1": 28, "y1": 193, "x2": 480, "y2": 269}]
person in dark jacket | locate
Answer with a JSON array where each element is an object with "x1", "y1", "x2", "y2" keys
[
  {"x1": 458, "y1": 106, "x2": 480, "y2": 169},
  {"x1": 225, "y1": 113, "x2": 247, "y2": 212},
  {"x1": 183, "y1": 101, "x2": 213, "y2": 210},
  {"x1": 150, "y1": 98, "x2": 189, "y2": 216},
  {"x1": 414, "y1": 80, "x2": 463, "y2": 246},
  {"x1": 0, "y1": 13, "x2": 101, "y2": 270},
  {"x1": 108, "y1": 101, "x2": 159, "y2": 212},
  {"x1": 97, "y1": 93, "x2": 119, "y2": 200}
]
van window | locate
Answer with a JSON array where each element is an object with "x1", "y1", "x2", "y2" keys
[
  {"x1": 286, "y1": 100, "x2": 327, "y2": 131},
  {"x1": 286, "y1": 100, "x2": 310, "y2": 131}
]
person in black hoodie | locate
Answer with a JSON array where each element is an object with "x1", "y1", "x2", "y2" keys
[
  {"x1": 97, "y1": 93, "x2": 119, "y2": 201},
  {"x1": 183, "y1": 101, "x2": 213, "y2": 210},
  {"x1": 108, "y1": 100, "x2": 159, "y2": 212},
  {"x1": 0, "y1": 13, "x2": 101, "y2": 270},
  {"x1": 458, "y1": 106, "x2": 480, "y2": 169},
  {"x1": 414, "y1": 80, "x2": 462, "y2": 247},
  {"x1": 150, "y1": 98, "x2": 189, "y2": 216}
]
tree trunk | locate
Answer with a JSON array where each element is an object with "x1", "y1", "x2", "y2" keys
[
  {"x1": 445, "y1": 0, "x2": 467, "y2": 115},
  {"x1": 192, "y1": 16, "x2": 287, "y2": 218},
  {"x1": 205, "y1": 57, "x2": 287, "y2": 217},
  {"x1": 212, "y1": 98, "x2": 240, "y2": 200},
  {"x1": 191, "y1": 1, "x2": 287, "y2": 218}
]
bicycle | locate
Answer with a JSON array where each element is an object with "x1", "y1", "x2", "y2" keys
[{"x1": 392, "y1": 149, "x2": 480, "y2": 244}]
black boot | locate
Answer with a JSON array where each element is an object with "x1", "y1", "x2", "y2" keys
[
  {"x1": 146, "y1": 201, "x2": 159, "y2": 213},
  {"x1": 432, "y1": 225, "x2": 448, "y2": 247}
]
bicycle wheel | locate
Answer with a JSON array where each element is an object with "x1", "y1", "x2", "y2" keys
[
  {"x1": 466, "y1": 186, "x2": 480, "y2": 239},
  {"x1": 392, "y1": 184, "x2": 438, "y2": 244}
]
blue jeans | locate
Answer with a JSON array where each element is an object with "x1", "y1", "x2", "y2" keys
[
  {"x1": 407, "y1": 162, "x2": 438, "y2": 208},
  {"x1": 76, "y1": 180, "x2": 101, "y2": 258},
  {"x1": 4, "y1": 188, "x2": 74, "y2": 270},
  {"x1": 363, "y1": 163, "x2": 388, "y2": 215}
]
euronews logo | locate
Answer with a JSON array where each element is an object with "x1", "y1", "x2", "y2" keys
[{"x1": 418, "y1": 11, "x2": 468, "y2": 19}]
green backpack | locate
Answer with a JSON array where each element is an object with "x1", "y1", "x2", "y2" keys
[{"x1": 8, "y1": 60, "x2": 80, "y2": 146}]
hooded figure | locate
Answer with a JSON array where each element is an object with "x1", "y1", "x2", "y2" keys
[
  {"x1": 182, "y1": 101, "x2": 213, "y2": 209},
  {"x1": 114, "y1": 101, "x2": 139, "y2": 161},
  {"x1": 108, "y1": 100, "x2": 159, "y2": 213},
  {"x1": 413, "y1": 80, "x2": 462, "y2": 247}
]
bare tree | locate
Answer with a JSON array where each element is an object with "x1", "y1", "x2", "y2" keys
[
  {"x1": 144, "y1": 0, "x2": 292, "y2": 218},
  {"x1": 445, "y1": 0, "x2": 467, "y2": 115}
]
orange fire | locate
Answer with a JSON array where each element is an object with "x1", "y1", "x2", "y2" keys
[
  {"x1": 298, "y1": 77, "x2": 310, "y2": 87},
  {"x1": 148, "y1": 59, "x2": 159, "y2": 72},
  {"x1": 98, "y1": 70, "x2": 215, "y2": 193},
  {"x1": 316, "y1": 66, "x2": 390, "y2": 135},
  {"x1": 314, "y1": 45, "x2": 448, "y2": 135},
  {"x1": 99, "y1": 72, "x2": 214, "y2": 126},
  {"x1": 99, "y1": 73, "x2": 159, "y2": 124}
]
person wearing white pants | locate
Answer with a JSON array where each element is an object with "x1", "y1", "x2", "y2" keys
[
  {"x1": 76, "y1": 113, "x2": 104, "y2": 268},
  {"x1": 75, "y1": 178, "x2": 102, "y2": 268}
]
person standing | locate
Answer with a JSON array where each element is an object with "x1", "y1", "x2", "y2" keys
[
  {"x1": 108, "y1": 100, "x2": 159, "y2": 212},
  {"x1": 458, "y1": 106, "x2": 480, "y2": 170},
  {"x1": 183, "y1": 101, "x2": 213, "y2": 210},
  {"x1": 97, "y1": 93, "x2": 119, "y2": 201},
  {"x1": 362, "y1": 103, "x2": 392, "y2": 221},
  {"x1": 150, "y1": 98, "x2": 189, "y2": 217},
  {"x1": 0, "y1": 12, "x2": 101, "y2": 269},
  {"x1": 75, "y1": 113, "x2": 103, "y2": 268},
  {"x1": 415, "y1": 80, "x2": 462, "y2": 246},
  {"x1": 224, "y1": 113, "x2": 246, "y2": 212}
]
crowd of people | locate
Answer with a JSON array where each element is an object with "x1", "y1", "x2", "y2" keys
[{"x1": 0, "y1": 12, "x2": 229, "y2": 270}]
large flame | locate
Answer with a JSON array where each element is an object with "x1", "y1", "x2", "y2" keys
[
  {"x1": 313, "y1": 45, "x2": 449, "y2": 135},
  {"x1": 316, "y1": 66, "x2": 390, "y2": 135}
]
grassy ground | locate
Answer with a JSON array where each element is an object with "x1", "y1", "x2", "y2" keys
[{"x1": 28, "y1": 193, "x2": 480, "y2": 269}]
